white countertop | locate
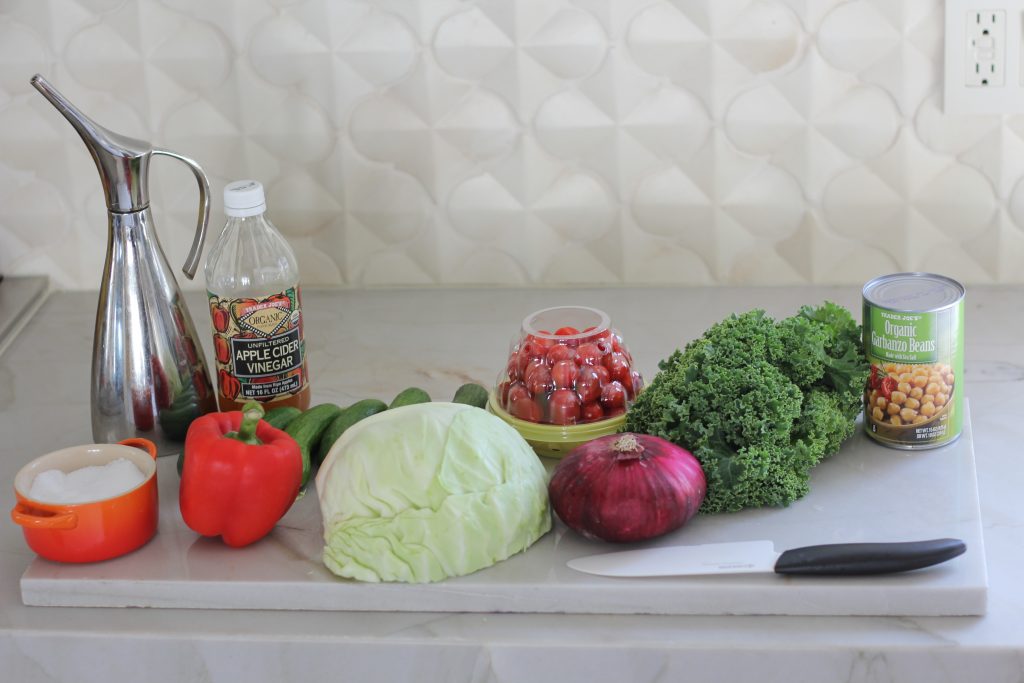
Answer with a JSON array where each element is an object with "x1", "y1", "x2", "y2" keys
[{"x1": 3, "y1": 285, "x2": 1023, "y2": 682}]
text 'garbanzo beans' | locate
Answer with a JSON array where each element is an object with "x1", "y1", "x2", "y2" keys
[{"x1": 862, "y1": 274, "x2": 964, "y2": 450}]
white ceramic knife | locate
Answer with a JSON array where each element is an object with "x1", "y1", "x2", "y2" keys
[{"x1": 566, "y1": 538, "x2": 966, "y2": 578}]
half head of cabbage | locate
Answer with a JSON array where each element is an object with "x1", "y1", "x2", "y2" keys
[{"x1": 315, "y1": 402, "x2": 551, "y2": 582}]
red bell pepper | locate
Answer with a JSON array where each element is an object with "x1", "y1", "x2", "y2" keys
[{"x1": 179, "y1": 401, "x2": 302, "y2": 547}]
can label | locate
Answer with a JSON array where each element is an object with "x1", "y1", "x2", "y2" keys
[
  {"x1": 209, "y1": 287, "x2": 307, "y2": 404},
  {"x1": 862, "y1": 275, "x2": 964, "y2": 449}
]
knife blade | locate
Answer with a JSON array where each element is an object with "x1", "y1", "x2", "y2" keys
[{"x1": 566, "y1": 538, "x2": 966, "y2": 578}]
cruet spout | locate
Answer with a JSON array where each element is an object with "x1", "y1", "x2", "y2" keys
[{"x1": 31, "y1": 74, "x2": 154, "y2": 214}]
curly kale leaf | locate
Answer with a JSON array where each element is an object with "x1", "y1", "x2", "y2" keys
[{"x1": 625, "y1": 302, "x2": 869, "y2": 514}]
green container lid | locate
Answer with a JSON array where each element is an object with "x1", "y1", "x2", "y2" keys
[{"x1": 487, "y1": 393, "x2": 625, "y2": 459}]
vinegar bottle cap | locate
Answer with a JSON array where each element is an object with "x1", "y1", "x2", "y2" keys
[{"x1": 224, "y1": 180, "x2": 267, "y2": 217}]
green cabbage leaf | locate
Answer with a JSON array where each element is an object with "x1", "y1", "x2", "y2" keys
[{"x1": 315, "y1": 402, "x2": 551, "y2": 583}]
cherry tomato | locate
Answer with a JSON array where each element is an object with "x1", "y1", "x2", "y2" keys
[
  {"x1": 507, "y1": 382, "x2": 541, "y2": 421},
  {"x1": 548, "y1": 389, "x2": 581, "y2": 425},
  {"x1": 605, "y1": 351, "x2": 631, "y2": 383},
  {"x1": 602, "y1": 349, "x2": 625, "y2": 368},
  {"x1": 580, "y1": 401, "x2": 604, "y2": 422},
  {"x1": 526, "y1": 366, "x2": 553, "y2": 397},
  {"x1": 594, "y1": 364, "x2": 611, "y2": 385},
  {"x1": 533, "y1": 389, "x2": 551, "y2": 415},
  {"x1": 506, "y1": 381, "x2": 531, "y2": 407},
  {"x1": 575, "y1": 365, "x2": 603, "y2": 403},
  {"x1": 620, "y1": 368, "x2": 635, "y2": 396},
  {"x1": 547, "y1": 344, "x2": 576, "y2": 365},
  {"x1": 523, "y1": 358, "x2": 548, "y2": 385},
  {"x1": 506, "y1": 354, "x2": 521, "y2": 382},
  {"x1": 509, "y1": 394, "x2": 542, "y2": 422},
  {"x1": 513, "y1": 349, "x2": 534, "y2": 379},
  {"x1": 575, "y1": 342, "x2": 603, "y2": 366},
  {"x1": 600, "y1": 380, "x2": 627, "y2": 411},
  {"x1": 521, "y1": 337, "x2": 549, "y2": 358},
  {"x1": 551, "y1": 359, "x2": 576, "y2": 390},
  {"x1": 623, "y1": 370, "x2": 644, "y2": 398},
  {"x1": 554, "y1": 326, "x2": 580, "y2": 336}
]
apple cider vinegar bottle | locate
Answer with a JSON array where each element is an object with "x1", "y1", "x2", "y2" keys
[{"x1": 205, "y1": 180, "x2": 310, "y2": 412}]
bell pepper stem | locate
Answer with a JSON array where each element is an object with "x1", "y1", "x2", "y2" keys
[{"x1": 228, "y1": 401, "x2": 265, "y2": 445}]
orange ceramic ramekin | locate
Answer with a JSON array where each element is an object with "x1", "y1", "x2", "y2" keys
[{"x1": 11, "y1": 438, "x2": 159, "y2": 563}]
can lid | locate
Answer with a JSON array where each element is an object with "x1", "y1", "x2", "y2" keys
[
  {"x1": 863, "y1": 273, "x2": 965, "y2": 311},
  {"x1": 224, "y1": 180, "x2": 266, "y2": 217}
]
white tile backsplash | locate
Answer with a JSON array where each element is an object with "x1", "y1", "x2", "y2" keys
[{"x1": 0, "y1": 0, "x2": 1019, "y2": 288}]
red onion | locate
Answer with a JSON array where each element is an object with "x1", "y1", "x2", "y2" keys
[{"x1": 548, "y1": 433, "x2": 706, "y2": 543}]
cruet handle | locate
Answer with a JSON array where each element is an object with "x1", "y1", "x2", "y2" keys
[{"x1": 152, "y1": 148, "x2": 211, "y2": 280}]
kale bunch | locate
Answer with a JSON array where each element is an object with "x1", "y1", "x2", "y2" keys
[{"x1": 625, "y1": 302, "x2": 868, "y2": 514}]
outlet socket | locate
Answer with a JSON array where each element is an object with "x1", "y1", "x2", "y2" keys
[
  {"x1": 945, "y1": 0, "x2": 1024, "y2": 114},
  {"x1": 966, "y1": 10, "x2": 1005, "y2": 86}
]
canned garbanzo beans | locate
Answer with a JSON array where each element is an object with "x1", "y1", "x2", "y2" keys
[{"x1": 862, "y1": 273, "x2": 965, "y2": 449}]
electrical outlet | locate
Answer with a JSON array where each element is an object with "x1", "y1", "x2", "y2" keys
[
  {"x1": 965, "y1": 10, "x2": 1005, "y2": 87},
  {"x1": 945, "y1": 0, "x2": 1024, "y2": 114}
]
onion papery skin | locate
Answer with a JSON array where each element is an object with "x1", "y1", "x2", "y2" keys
[{"x1": 548, "y1": 433, "x2": 706, "y2": 543}]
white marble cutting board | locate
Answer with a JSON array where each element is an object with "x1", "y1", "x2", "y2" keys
[{"x1": 19, "y1": 406, "x2": 988, "y2": 616}]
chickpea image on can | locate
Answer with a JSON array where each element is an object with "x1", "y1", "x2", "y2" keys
[{"x1": 862, "y1": 273, "x2": 964, "y2": 449}]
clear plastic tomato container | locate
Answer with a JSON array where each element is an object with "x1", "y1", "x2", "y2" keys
[{"x1": 488, "y1": 306, "x2": 644, "y2": 458}]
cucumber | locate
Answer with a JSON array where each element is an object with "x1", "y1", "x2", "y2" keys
[
  {"x1": 452, "y1": 382, "x2": 489, "y2": 409},
  {"x1": 285, "y1": 403, "x2": 342, "y2": 486},
  {"x1": 316, "y1": 398, "x2": 389, "y2": 465},
  {"x1": 389, "y1": 387, "x2": 431, "y2": 409},
  {"x1": 263, "y1": 406, "x2": 302, "y2": 430}
]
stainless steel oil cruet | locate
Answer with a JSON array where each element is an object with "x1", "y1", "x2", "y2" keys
[{"x1": 31, "y1": 74, "x2": 216, "y2": 454}]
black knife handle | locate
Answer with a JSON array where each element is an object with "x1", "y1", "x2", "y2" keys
[{"x1": 774, "y1": 538, "x2": 966, "y2": 575}]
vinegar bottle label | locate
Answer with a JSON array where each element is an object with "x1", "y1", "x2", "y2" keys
[{"x1": 209, "y1": 287, "x2": 308, "y2": 404}]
